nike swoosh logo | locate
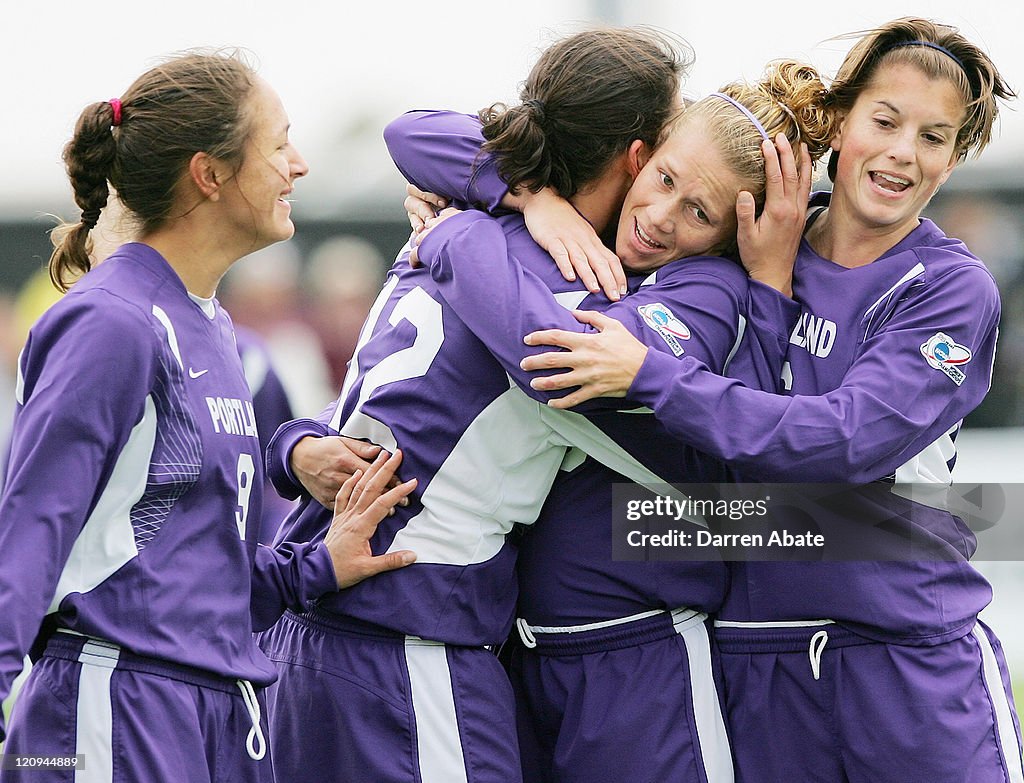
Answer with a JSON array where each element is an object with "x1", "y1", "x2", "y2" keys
[{"x1": 188, "y1": 367, "x2": 209, "y2": 379}]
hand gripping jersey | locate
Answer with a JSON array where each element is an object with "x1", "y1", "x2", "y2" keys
[
  {"x1": 628, "y1": 195, "x2": 1001, "y2": 642},
  {"x1": 0, "y1": 244, "x2": 336, "y2": 740}
]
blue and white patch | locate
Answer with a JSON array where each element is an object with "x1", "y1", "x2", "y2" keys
[
  {"x1": 920, "y1": 332, "x2": 972, "y2": 386},
  {"x1": 638, "y1": 302, "x2": 691, "y2": 356}
]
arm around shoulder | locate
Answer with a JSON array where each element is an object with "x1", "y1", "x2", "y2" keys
[{"x1": 383, "y1": 110, "x2": 509, "y2": 211}]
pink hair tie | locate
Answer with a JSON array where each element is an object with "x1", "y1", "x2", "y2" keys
[{"x1": 109, "y1": 98, "x2": 122, "y2": 127}]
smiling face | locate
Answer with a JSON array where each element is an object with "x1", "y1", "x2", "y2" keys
[
  {"x1": 614, "y1": 117, "x2": 754, "y2": 273},
  {"x1": 829, "y1": 62, "x2": 963, "y2": 240},
  {"x1": 222, "y1": 77, "x2": 309, "y2": 253}
]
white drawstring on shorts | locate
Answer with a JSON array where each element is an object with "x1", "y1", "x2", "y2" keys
[
  {"x1": 516, "y1": 617, "x2": 538, "y2": 649},
  {"x1": 236, "y1": 679, "x2": 266, "y2": 760},
  {"x1": 515, "y1": 607, "x2": 676, "y2": 650},
  {"x1": 808, "y1": 630, "x2": 829, "y2": 681}
]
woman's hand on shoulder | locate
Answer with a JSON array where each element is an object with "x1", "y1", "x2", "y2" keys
[{"x1": 520, "y1": 188, "x2": 626, "y2": 301}]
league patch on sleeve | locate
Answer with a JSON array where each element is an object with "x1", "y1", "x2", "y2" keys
[
  {"x1": 638, "y1": 302, "x2": 691, "y2": 356},
  {"x1": 920, "y1": 332, "x2": 972, "y2": 386}
]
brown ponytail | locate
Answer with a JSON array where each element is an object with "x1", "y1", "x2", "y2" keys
[
  {"x1": 478, "y1": 26, "x2": 691, "y2": 199},
  {"x1": 48, "y1": 100, "x2": 120, "y2": 291},
  {"x1": 49, "y1": 49, "x2": 258, "y2": 292}
]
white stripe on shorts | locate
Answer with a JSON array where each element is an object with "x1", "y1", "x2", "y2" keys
[
  {"x1": 675, "y1": 613, "x2": 735, "y2": 783},
  {"x1": 76, "y1": 640, "x2": 120, "y2": 783},
  {"x1": 972, "y1": 625, "x2": 1024, "y2": 783},
  {"x1": 404, "y1": 637, "x2": 469, "y2": 783}
]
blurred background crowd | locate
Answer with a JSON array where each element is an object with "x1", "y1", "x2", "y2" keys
[
  {"x1": 0, "y1": 221, "x2": 406, "y2": 440},
  {"x1": 1, "y1": 185, "x2": 1021, "y2": 443}
]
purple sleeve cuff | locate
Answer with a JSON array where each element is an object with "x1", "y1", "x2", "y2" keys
[
  {"x1": 265, "y1": 418, "x2": 332, "y2": 500},
  {"x1": 300, "y1": 542, "x2": 339, "y2": 599},
  {"x1": 250, "y1": 541, "x2": 339, "y2": 632},
  {"x1": 467, "y1": 154, "x2": 511, "y2": 213},
  {"x1": 748, "y1": 279, "x2": 801, "y2": 343},
  {"x1": 627, "y1": 348, "x2": 696, "y2": 409}
]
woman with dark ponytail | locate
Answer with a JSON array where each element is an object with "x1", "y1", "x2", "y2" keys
[
  {"x1": 383, "y1": 55, "x2": 828, "y2": 783},
  {"x1": 392, "y1": 26, "x2": 694, "y2": 298},
  {"x1": 0, "y1": 50, "x2": 416, "y2": 782},
  {"x1": 479, "y1": 27, "x2": 684, "y2": 203}
]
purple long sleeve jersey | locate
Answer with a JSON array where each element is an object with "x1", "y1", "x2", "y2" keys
[
  {"x1": 0, "y1": 245, "x2": 338, "y2": 741},
  {"x1": 265, "y1": 237, "x2": 720, "y2": 643},
  {"x1": 629, "y1": 197, "x2": 1001, "y2": 642}
]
